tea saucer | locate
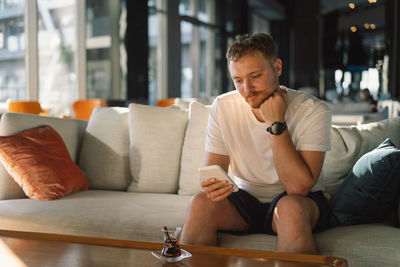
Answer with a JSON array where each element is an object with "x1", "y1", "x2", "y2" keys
[{"x1": 151, "y1": 249, "x2": 192, "y2": 263}]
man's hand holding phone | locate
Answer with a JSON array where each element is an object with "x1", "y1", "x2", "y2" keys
[{"x1": 198, "y1": 165, "x2": 239, "y2": 202}]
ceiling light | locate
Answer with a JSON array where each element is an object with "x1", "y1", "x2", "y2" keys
[
  {"x1": 350, "y1": 26, "x2": 357, "y2": 32},
  {"x1": 364, "y1": 23, "x2": 370, "y2": 29},
  {"x1": 370, "y1": 24, "x2": 376, "y2": 29},
  {"x1": 349, "y1": 3, "x2": 355, "y2": 9}
]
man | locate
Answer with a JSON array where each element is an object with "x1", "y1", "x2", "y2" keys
[
  {"x1": 180, "y1": 33, "x2": 331, "y2": 254},
  {"x1": 360, "y1": 88, "x2": 377, "y2": 112}
]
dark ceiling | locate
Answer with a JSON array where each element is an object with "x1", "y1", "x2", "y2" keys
[{"x1": 248, "y1": 0, "x2": 386, "y2": 50}]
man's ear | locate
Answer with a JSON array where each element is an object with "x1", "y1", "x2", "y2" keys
[{"x1": 275, "y1": 58, "x2": 283, "y2": 76}]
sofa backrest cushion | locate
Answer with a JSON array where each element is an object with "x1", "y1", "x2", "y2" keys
[
  {"x1": 330, "y1": 138, "x2": 400, "y2": 225},
  {"x1": 323, "y1": 117, "x2": 400, "y2": 197},
  {"x1": 79, "y1": 106, "x2": 131, "y2": 190},
  {"x1": 127, "y1": 104, "x2": 188, "y2": 193},
  {"x1": 0, "y1": 113, "x2": 87, "y2": 200},
  {"x1": 178, "y1": 101, "x2": 210, "y2": 195}
]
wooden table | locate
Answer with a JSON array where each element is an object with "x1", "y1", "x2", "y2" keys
[{"x1": 0, "y1": 230, "x2": 346, "y2": 267}]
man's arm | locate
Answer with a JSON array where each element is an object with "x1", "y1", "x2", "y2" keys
[
  {"x1": 205, "y1": 152, "x2": 230, "y2": 172},
  {"x1": 201, "y1": 152, "x2": 233, "y2": 202},
  {"x1": 270, "y1": 131, "x2": 325, "y2": 195},
  {"x1": 259, "y1": 89, "x2": 326, "y2": 196}
]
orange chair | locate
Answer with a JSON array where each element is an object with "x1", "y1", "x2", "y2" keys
[
  {"x1": 7, "y1": 100, "x2": 47, "y2": 115},
  {"x1": 72, "y1": 99, "x2": 108, "y2": 120},
  {"x1": 157, "y1": 98, "x2": 176, "y2": 107}
]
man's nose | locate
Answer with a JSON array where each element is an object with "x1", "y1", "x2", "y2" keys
[{"x1": 243, "y1": 80, "x2": 252, "y2": 95}]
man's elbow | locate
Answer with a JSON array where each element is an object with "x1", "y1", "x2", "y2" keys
[
  {"x1": 286, "y1": 176, "x2": 318, "y2": 196},
  {"x1": 286, "y1": 187, "x2": 310, "y2": 196}
]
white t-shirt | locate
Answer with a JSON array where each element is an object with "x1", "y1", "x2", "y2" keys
[{"x1": 205, "y1": 86, "x2": 331, "y2": 203}]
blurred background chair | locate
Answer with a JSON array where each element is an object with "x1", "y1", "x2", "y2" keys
[
  {"x1": 156, "y1": 98, "x2": 176, "y2": 107},
  {"x1": 72, "y1": 99, "x2": 108, "y2": 120},
  {"x1": 7, "y1": 100, "x2": 47, "y2": 116}
]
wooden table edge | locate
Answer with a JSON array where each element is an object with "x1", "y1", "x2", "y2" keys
[{"x1": 0, "y1": 229, "x2": 347, "y2": 266}]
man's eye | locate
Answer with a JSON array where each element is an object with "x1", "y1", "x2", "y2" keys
[
  {"x1": 234, "y1": 80, "x2": 241, "y2": 84},
  {"x1": 252, "y1": 74, "x2": 261, "y2": 79}
]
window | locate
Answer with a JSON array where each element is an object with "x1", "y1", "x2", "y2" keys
[
  {"x1": 0, "y1": 0, "x2": 25, "y2": 102},
  {"x1": 180, "y1": 0, "x2": 217, "y2": 99},
  {"x1": 149, "y1": 0, "x2": 225, "y2": 104},
  {"x1": 38, "y1": 0, "x2": 76, "y2": 112},
  {"x1": 0, "y1": 0, "x2": 126, "y2": 115},
  {"x1": 148, "y1": 0, "x2": 158, "y2": 105},
  {"x1": 86, "y1": 0, "x2": 126, "y2": 101}
]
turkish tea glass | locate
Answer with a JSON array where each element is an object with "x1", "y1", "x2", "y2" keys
[{"x1": 161, "y1": 226, "x2": 182, "y2": 258}]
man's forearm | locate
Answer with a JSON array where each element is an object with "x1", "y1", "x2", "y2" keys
[{"x1": 270, "y1": 130, "x2": 317, "y2": 195}]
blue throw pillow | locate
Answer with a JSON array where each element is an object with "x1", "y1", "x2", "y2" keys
[{"x1": 331, "y1": 138, "x2": 400, "y2": 226}]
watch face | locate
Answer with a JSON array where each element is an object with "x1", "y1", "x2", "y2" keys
[
  {"x1": 268, "y1": 122, "x2": 287, "y2": 135},
  {"x1": 271, "y1": 123, "x2": 279, "y2": 133}
]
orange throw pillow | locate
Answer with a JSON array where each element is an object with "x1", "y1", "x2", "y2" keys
[{"x1": 0, "y1": 125, "x2": 89, "y2": 200}]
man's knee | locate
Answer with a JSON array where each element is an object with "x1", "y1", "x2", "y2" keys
[
  {"x1": 190, "y1": 192, "x2": 213, "y2": 209},
  {"x1": 276, "y1": 195, "x2": 309, "y2": 215},
  {"x1": 188, "y1": 192, "x2": 223, "y2": 217},
  {"x1": 273, "y1": 195, "x2": 317, "y2": 229}
]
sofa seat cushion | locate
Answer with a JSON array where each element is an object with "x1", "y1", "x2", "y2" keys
[
  {"x1": 219, "y1": 223, "x2": 400, "y2": 267},
  {"x1": 0, "y1": 190, "x2": 191, "y2": 242}
]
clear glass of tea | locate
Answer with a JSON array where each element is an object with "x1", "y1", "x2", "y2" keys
[{"x1": 161, "y1": 226, "x2": 182, "y2": 258}]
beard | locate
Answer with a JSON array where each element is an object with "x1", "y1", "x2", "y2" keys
[
  {"x1": 244, "y1": 91, "x2": 269, "y2": 109},
  {"x1": 244, "y1": 77, "x2": 280, "y2": 109},
  {"x1": 244, "y1": 85, "x2": 280, "y2": 109}
]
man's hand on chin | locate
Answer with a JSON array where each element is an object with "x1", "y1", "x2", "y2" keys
[{"x1": 258, "y1": 89, "x2": 287, "y2": 125}]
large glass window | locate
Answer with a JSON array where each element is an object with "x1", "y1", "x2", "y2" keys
[
  {"x1": 37, "y1": 0, "x2": 76, "y2": 111},
  {"x1": 180, "y1": 0, "x2": 216, "y2": 99},
  {"x1": 86, "y1": 0, "x2": 111, "y2": 99},
  {"x1": 180, "y1": 19, "x2": 192, "y2": 98},
  {"x1": 0, "y1": 0, "x2": 127, "y2": 114},
  {"x1": 0, "y1": 0, "x2": 25, "y2": 101},
  {"x1": 148, "y1": 0, "x2": 158, "y2": 105},
  {"x1": 86, "y1": 0, "x2": 126, "y2": 101},
  {"x1": 149, "y1": 0, "x2": 222, "y2": 104}
]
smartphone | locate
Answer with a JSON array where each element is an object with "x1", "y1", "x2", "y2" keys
[{"x1": 198, "y1": 165, "x2": 239, "y2": 192}]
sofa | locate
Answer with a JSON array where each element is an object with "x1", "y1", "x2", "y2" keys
[
  {"x1": 0, "y1": 101, "x2": 399, "y2": 267},
  {"x1": 324, "y1": 101, "x2": 389, "y2": 126}
]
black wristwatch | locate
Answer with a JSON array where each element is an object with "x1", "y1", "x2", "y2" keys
[{"x1": 266, "y1": 122, "x2": 287, "y2": 135}]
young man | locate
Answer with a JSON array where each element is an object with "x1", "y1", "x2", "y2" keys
[{"x1": 180, "y1": 33, "x2": 332, "y2": 254}]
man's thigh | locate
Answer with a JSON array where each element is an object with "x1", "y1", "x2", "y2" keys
[
  {"x1": 191, "y1": 191, "x2": 248, "y2": 232},
  {"x1": 227, "y1": 189, "x2": 270, "y2": 234},
  {"x1": 217, "y1": 195, "x2": 248, "y2": 232}
]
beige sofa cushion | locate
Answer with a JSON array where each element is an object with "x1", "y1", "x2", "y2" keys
[
  {"x1": 0, "y1": 113, "x2": 87, "y2": 200},
  {"x1": 127, "y1": 104, "x2": 188, "y2": 193},
  {"x1": 323, "y1": 117, "x2": 400, "y2": 196},
  {"x1": 79, "y1": 107, "x2": 131, "y2": 190},
  {"x1": 0, "y1": 190, "x2": 191, "y2": 242},
  {"x1": 219, "y1": 223, "x2": 400, "y2": 266},
  {"x1": 179, "y1": 101, "x2": 210, "y2": 195}
]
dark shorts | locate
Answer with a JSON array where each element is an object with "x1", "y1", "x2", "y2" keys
[{"x1": 227, "y1": 189, "x2": 331, "y2": 235}]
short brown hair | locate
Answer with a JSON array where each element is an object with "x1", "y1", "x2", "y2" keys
[{"x1": 226, "y1": 33, "x2": 277, "y2": 65}]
